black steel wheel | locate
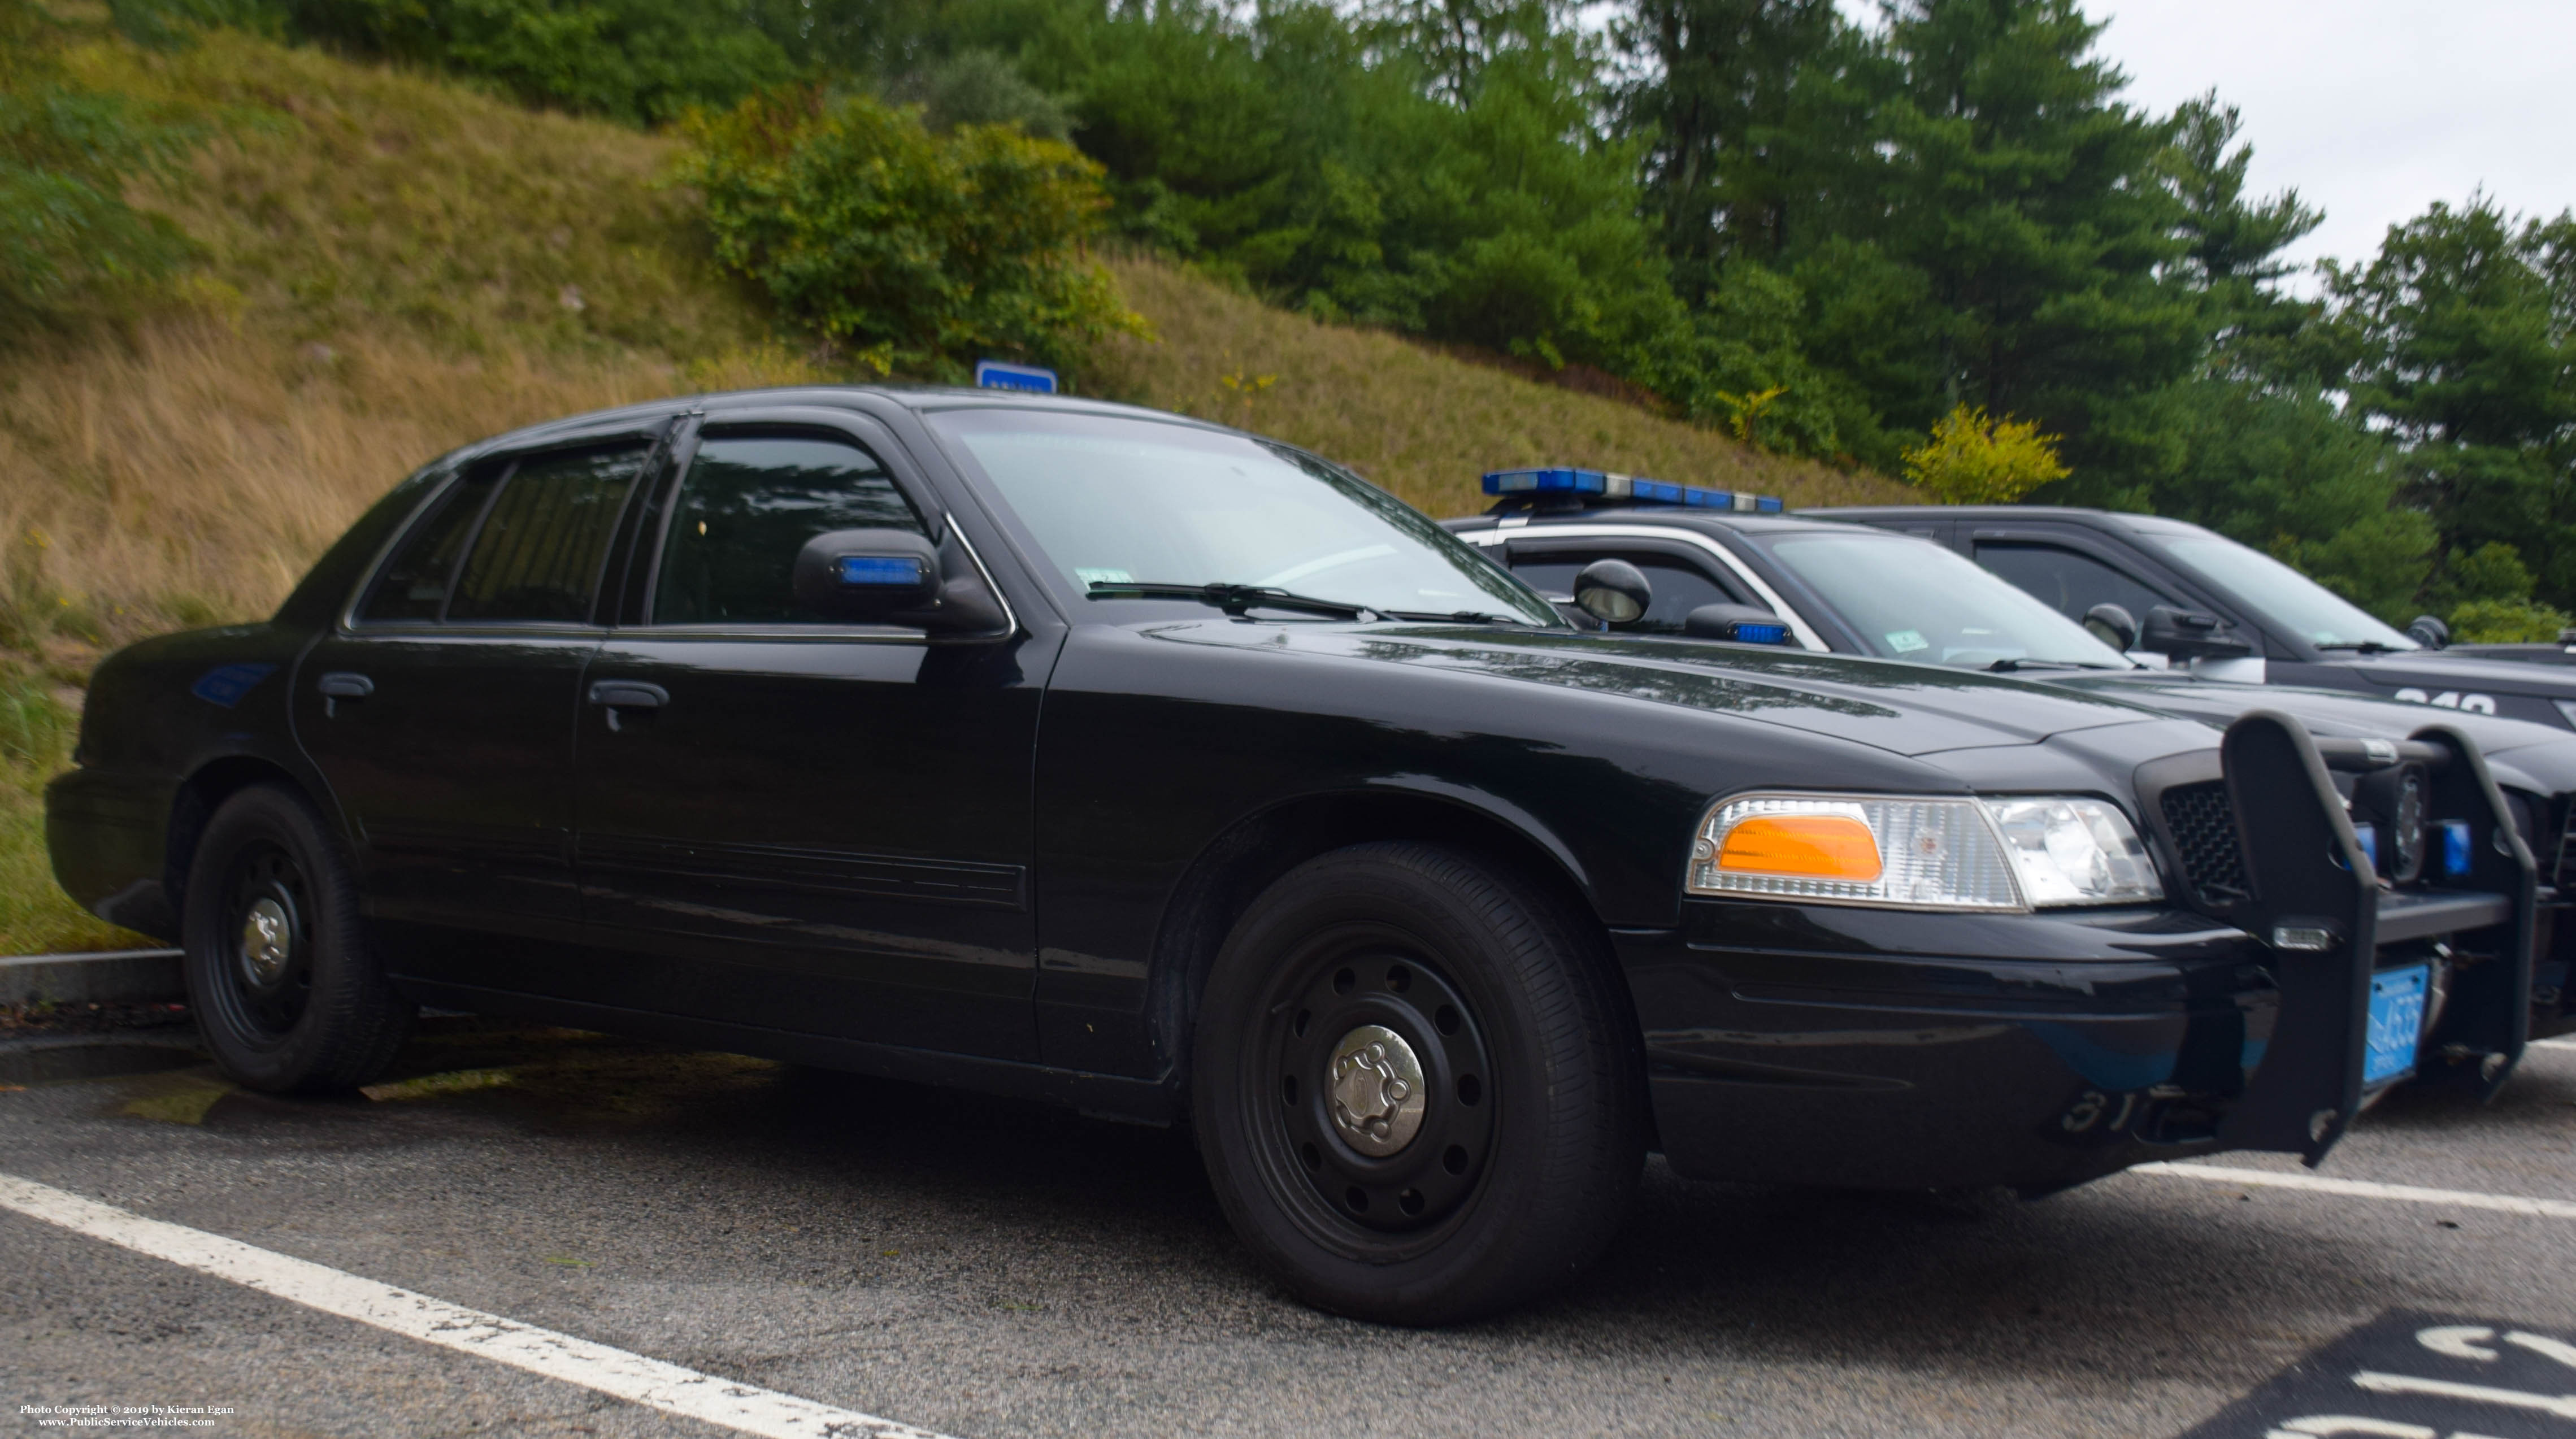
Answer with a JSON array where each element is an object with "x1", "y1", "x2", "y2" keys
[
  {"x1": 210, "y1": 840, "x2": 316, "y2": 1045},
  {"x1": 1193, "y1": 841, "x2": 1644, "y2": 1324},
  {"x1": 183, "y1": 784, "x2": 412, "y2": 1093}
]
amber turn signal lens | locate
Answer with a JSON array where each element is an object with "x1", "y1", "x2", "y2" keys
[{"x1": 1717, "y1": 814, "x2": 1884, "y2": 881}]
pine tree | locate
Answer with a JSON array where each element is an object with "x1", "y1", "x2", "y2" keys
[
  {"x1": 1615, "y1": 0, "x2": 1844, "y2": 299},
  {"x1": 2327, "y1": 198, "x2": 2576, "y2": 606},
  {"x1": 1851, "y1": 0, "x2": 2200, "y2": 465},
  {"x1": 2157, "y1": 92, "x2": 2322, "y2": 377}
]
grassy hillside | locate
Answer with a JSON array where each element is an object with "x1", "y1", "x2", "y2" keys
[{"x1": 0, "y1": 27, "x2": 1906, "y2": 953}]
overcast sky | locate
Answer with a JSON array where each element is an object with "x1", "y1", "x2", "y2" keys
[{"x1": 1834, "y1": 0, "x2": 2576, "y2": 288}]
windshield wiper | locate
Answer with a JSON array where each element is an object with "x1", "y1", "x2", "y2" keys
[
  {"x1": 1986, "y1": 658, "x2": 2119, "y2": 673},
  {"x1": 1087, "y1": 580, "x2": 1380, "y2": 621},
  {"x1": 2314, "y1": 640, "x2": 2400, "y2": 653},
  {"x1": 1382, "y1": 608, "x2": 1539, "y2": 625}
]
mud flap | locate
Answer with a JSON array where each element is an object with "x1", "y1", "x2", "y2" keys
[{"x1": 2214, "y1": 712, "x2": 2377, "y2": 1164}]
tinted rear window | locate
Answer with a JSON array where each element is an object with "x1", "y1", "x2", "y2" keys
[{"x1": 445, "y1": 446, "x2": 645, "y2": 623}]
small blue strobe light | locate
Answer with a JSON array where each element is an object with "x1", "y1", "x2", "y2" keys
[
  {"x1": 2440, "y1": 819, "x2": 2473, "y2": 876},
  {"x1": 836, "y1": 555, "x2": 926, "y2": 588}
]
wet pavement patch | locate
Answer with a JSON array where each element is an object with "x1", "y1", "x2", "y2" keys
[
  {"x1": 360, "y1": 1067, "x2": 517, "y2": 1102},
  {"x1": 119, "y1": 1073, "x2": 235, "y2": 1124},
  {"x1": 2179, "y1": 1310, "x2": 2576, "y2": 1437}
]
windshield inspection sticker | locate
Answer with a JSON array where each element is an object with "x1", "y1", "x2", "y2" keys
[
  {"x1": 1886, "y1": 629, "x2": 1930, "y2": 654},
  {"x1": 2178, "y1": 1310, "x2": 2576, "y2": 1437}
]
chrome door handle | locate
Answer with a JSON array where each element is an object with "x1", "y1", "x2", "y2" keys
[
  {"x1": 317, "y1": 671, "x2": 372, "y2": 718},
  {"x1": 587, "y1": 680, "x2": 668, "y2": 731}
]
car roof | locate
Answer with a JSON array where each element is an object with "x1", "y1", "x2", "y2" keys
[
  {"x1": 1806, "y1": 503, "x2": 2209, "y2": 537},
  {"x1": 1452, "y1": 505, "x2": 1875, "y2": 540},
  {"x1": 449, "y1": 384, "x2": 1249, "y2": 464}
]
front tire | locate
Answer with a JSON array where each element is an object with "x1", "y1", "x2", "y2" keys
[
  {"x1": 1192, "y1": 841, "x2": 1644, "y2": 1324},
  {"x1": 182, "y1": 784, "x2": 413, "y2": 1093}
]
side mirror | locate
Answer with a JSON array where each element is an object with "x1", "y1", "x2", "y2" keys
[
  {"x1": 1682, "y1": 603, "x2": 1795, "y2": 645},
  {"x1": 793, "y1": 529, "x2": 940, "y2": 618},
  {"x1": 1573, "y1": 559, "x2": 1652, "y2": 627},
  {"x1": 793, "y1": 528, "x2": 1011, "y2": 637},
  {"x1": 2137, "y1": 603, "x2": 2253, "y2": 661},
  {"x1": 2407, "y1": 614, "x2": 2451, "y2": 649},
  {"x1": 2081, "y1": 602, "x2": 2139, "y2": 653}
]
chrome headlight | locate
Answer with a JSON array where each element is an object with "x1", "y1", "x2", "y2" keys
[
  {"x1": 1688, "y1": 792, "x2": 2164, "y2": 911},
  {"x1": 1978, "y1": 797, "x2": 2164, "y2": 906}
]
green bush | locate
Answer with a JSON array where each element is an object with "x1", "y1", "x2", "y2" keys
[
  {"x1": 890, "y1": 49, "x2": 1070, "y2": 139},
  {"x1": 676, "y1": 84, "x2": 1141, "y2": 379},
  {"x1": 1901, "y1": 405, "x2": 2071, "y2": 504},
  {"x1": 2449, "y1": 598, "x2": 2572, "y2": 644},
  {"x1": 0, "y1": 0, "x2": 200, "y2": 328},
  {"x1": 285, "y1": 0, "x2": 790, "y2": 125}
]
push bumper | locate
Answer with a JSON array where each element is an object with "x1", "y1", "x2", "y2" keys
[{"x1": 1628, "y1": 712, "x2": 2538, "y2": 1193}]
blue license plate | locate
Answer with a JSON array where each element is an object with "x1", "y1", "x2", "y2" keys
[{"x1": 2364, "y1": 964, "x2": 2430, "y2": 1086}]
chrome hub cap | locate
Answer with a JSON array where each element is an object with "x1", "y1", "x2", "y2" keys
[
  {"x1": 239, "y1": 898, "x2": 292, "y2": 987},
  {"x1": 1329, "y1": 1024, "x2": 1426, "y2": 1155}
]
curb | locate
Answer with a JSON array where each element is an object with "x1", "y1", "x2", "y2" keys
[{"x1": 1, "y1": 949, "x2": 186, "y2": 1007}]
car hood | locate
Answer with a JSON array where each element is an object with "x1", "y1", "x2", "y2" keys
[
  {"x1": 1149, "y1": 622, "x2": 2182, "y2": 758},
  {"x1": 2051, "y1": 669, "x2": 2576, "y2": 802},
  {"x1": 2337, "y1": 650, "x2": 2576, "y2": 697}
]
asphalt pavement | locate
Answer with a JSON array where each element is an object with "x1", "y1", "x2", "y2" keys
[{"x1": 5, "y1": 1020, "x2": 2573, "y2": 1438}]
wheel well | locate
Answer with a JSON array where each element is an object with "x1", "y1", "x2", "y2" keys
[
  {"x1": 1146, "y1": 792, "x2": 1619, "y2": 1088},
  {"x1": 165, "y1": 757, "x2": 309, "y2": 917}
]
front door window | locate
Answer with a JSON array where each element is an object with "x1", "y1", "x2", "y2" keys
[{"x1": 1974, "y1": 542, "x2": 2174, "y2": 627}]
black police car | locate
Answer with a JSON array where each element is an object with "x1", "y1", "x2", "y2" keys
[
  {"x1": 1816, "y1": 504, "x2": 2576, "y2": 734},
  {"x1": 1441, "y1": 469, "x2": 2576, "y2": 1036},
  {"x1": 46, "y1": 394, "x2": 2538, "y2": 1324}
]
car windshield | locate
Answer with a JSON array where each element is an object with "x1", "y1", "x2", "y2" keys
[
  {"x1": 2141, "y1": 529, "x2": 2417, "y2": 651},
  {"x1": 1754, "y1": 530, "x2": 2130, "y2": 669},
  {"x1": 926, "y1": 408, "x2": 1561, "y2": 624}
]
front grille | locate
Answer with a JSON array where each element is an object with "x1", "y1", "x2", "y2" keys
[
  {"x1": 2558, "y1": 797, "x2": 2576, "y2": 890},
  {"x1": 2162, "y1": 782, "x2": 2250, "y2": 906}
]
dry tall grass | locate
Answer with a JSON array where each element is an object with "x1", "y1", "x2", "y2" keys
[{"x1": 0, "y1": 323, "x2": 817, "y2": 651}]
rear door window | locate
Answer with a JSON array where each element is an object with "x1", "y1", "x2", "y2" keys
[
  {"x1": 649, "y1": 434, "x2": 926, "y2": 626},
  {"x1": 1974, "y1": 542, "x2": 2175, "y2": 625},
  {"x1": 446, "y1": 446, "x2": 648, "y2": 623},
  {"x1": 358, "y1": 472, "x2": 497, "y2": 623}
]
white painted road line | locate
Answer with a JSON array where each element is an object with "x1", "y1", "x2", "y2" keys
[
  {"x1": 2532, "y1": 1037, "x2": 2576, "y2": 1051},
  {"x1": 2132, "y1": 1162, "x2": 2576, "y2": 1220},
  {"x1": 0, "y1": 1172, "x2": 953, "y2": 1439}
]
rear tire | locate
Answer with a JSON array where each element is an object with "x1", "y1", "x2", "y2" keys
[
  {"x1": 182, "y1": 784, "x2": 412, "y2": 1093},
  {"x1": 1192, "y1": 841, "x2": 1644, "y2": 1324}
]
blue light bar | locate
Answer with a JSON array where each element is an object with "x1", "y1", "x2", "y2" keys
[
  {"x1": 1483, "y1": 467, "x2": 1609, "y2": 494},
  {"x1": 2440, "y1": 819, "x2": 2472, "y2": 876},
  {"x1": 1481, "y1": 467, "x2": 1784, "y2": 513},
  {"x1": 836, "y1": 555, "x2": 926, "y2": 588},
  {"x1": 1731, "y1": 620, "x2": 1791, "y2": 645},
  {"x1": 2352, "y1": 823, "x2": 2379, "y2": 870}
]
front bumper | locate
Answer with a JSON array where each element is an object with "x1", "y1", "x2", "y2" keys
[
  {"x1": 1623, "y1": 906, "x2": 2274, "y2": 1191},
  {"x1": 1629, "y1": 712, "x2": 2539, "y2": 1193}
]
